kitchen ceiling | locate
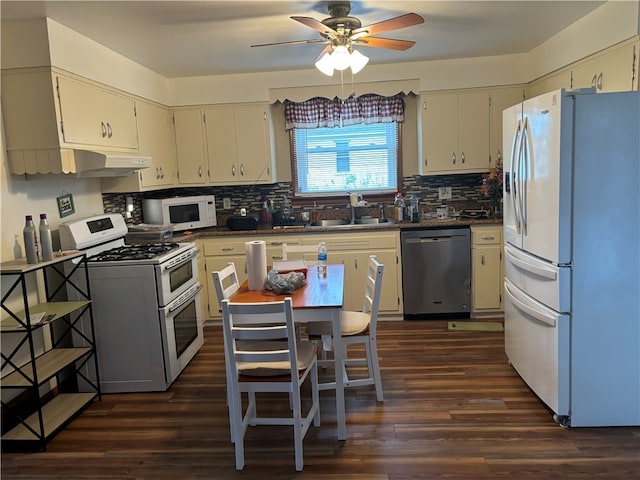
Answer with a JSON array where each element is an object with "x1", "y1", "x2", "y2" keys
[{"x1": 1, "y1": 1, "x2": 606, "y2": 78}]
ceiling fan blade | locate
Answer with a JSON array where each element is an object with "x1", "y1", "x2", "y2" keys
[
  {"x1": 251, "y1": 39, "x2": 326, "y2": 48},
  {"x1": 352, "y1": 13, "x2": 424, "y2": 37},
  {"x1": 314, "y1": 44, "x2": 333, "y2": 62},
  {"x1": 291, "y1": 16, "x2": 338, "y2": 36},
  {"x1": 353, "y1": 36, "x2": 416, "y2": 51}
]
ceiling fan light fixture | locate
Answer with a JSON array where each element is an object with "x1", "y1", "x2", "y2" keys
[
  {"x1": 315, "y1": 52, "x2": 335, "y2": 76},
  {"x1": 331, "y1": 45, "x2": 351, "y2": 70},
  {"x1": 349, "y1": 48, "x2": 369, "y2": 74}
]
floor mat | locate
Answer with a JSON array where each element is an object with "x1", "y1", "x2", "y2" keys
[{"x1": 448, "y1": 321, "x2": 504, "y2": 332}]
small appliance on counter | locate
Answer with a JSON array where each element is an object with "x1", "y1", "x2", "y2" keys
[
  {"x1": 226, "y1": 215, "x2": 259, "y2": 231},
  {"x1": 460, "y1": 209, "x2": 489, "y2": 219},
  {"x1": 126, "y1": 223, "x2": 174, "y2": 244},
  {"x1": 143, "y1": 195, "x2": 216, "y2": 231}
]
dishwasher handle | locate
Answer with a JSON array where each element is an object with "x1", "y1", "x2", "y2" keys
[{"x1": 405, "y1": 235, "x2": 465, "y2": 244}]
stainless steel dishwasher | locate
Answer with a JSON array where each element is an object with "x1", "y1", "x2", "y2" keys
[{"x1": 401, "y1": 227, "x2": 471, "y2": 319}]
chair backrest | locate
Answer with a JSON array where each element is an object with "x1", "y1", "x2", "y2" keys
[
  {"x1": 282, "y1": 243, "x2": 320, "y2": 263},
  {"x1": 213, "y1": 262, "x2": 240, "y2": 305},
  {"x1": 221, "y1": 298, "x2": 299, "y2": 377},
  {"x1": 362, "y1": 255, "x2": 384, "y2": 335}
]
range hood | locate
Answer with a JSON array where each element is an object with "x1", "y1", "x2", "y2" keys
[{"x1": 74, "y1": 150, "x2": 152, "y2": 177}]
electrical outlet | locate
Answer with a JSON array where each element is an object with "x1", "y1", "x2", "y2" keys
[
  {"x1": 438, "y1": 187, "x2": 452, "y2": 200},
  {"x1": 223, "y1": 198, "x2": 231, "y2": 210}
]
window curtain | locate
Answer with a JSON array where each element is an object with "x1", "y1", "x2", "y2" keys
[{"x1": 284, "y1": 93, "x2": 405, "y2": 131}]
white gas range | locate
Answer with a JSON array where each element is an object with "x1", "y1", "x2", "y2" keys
[{"x1": 60, "y1": 213, "x2": 203, "y2": 393}]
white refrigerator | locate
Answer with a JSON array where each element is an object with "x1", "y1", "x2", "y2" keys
[{"x1": 502, "y1": 88, "x2": 640, "y2": 427}]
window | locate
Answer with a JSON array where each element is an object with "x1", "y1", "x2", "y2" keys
[{"x1": 292, "y1": 122, "x2": 400, "y2": 197}]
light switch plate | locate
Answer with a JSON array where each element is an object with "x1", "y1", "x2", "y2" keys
[
  {"x1": 438, "y1": 187, "x2": 452, "y2": 200},
  {"x1": 223, "y1": 198, "x2": 231, "y2": 210}
]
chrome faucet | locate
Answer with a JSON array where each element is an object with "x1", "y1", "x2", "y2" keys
[{"x1": 348, "y1": 192, "x2": 363, "y2": 224}]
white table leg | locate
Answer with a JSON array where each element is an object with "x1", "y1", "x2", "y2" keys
[{"x1": 331, "y1": 308, "x2": 347, "y2": 440}]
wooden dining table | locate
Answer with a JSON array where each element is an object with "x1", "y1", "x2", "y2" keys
[{"x1": 228, "y1": 263, "x2": 348, "y2": 441}]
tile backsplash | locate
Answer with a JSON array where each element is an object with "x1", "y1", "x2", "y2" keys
[{"x1": 102, "y1": 173, "x2": 494, "y2": 225}]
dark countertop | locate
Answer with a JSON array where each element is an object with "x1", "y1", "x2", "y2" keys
[{"x1": 174, "y1": 217, "x2": 502, "y2": 242}]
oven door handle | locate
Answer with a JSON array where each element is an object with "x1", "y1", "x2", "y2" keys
[
  {"x1": 168, "y1": 282, "x2": 203, "y2": 313},
  {"x1": 163, "y1": 248, "x2": 199, "y2": 272}
]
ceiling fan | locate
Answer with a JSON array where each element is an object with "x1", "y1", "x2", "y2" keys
[{"x1": 250, "y1": 1, "x2": 424, "y2": 76}]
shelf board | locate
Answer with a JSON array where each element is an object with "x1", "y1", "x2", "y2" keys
[
  {"x1": 1, "y1": 347, "x2": 92, "y2": 387},
  {"x1": 1, "y1": 392, "x2": 96, "y2": 442},
  {"x1": 0, "y1": 301, "x2": 91, "y2": 331},
  {"x1": 0, "y1": 252, "x2": 84, "y2": 273}
]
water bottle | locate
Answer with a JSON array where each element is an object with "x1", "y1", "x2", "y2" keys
[
  {"x1": 410, "y1": 194, "x2": 420, "y2": 223},
  {"x1": 23, "y1": 215, "x2": 38, "y2": 264},
  {"x1": 39, "y1": 213, "x2": 54, "y2": 261},
  {"x1": 394, "y1": 193, "x2": 405, "y2": 222},
  {"x1": 317, "y1": 241, "x2": 327, "y2": 279}
]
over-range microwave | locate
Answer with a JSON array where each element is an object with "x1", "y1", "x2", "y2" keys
[{"x1": 143, "y1": 195, "x2": 217, "y2": 231}]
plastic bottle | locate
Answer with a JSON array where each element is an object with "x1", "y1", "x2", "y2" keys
[
  {"x1": 39, "y1": 213, "x2": 54, "y2": 261},
  {"x1": 317, "y1": 241, "x2": 327, "y2": 279},
  {"x1": 410, "y1": 194, "x2": 420, "y2": 223},
  {"x1": 23, "y1": 215, "x2": 38, "y2": 264},
  {"x1": 394, "y1": 193, "x2": 405, "y2": 222}
]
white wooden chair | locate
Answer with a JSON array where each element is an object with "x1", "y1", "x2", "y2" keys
[
  {"x1": 221, "y1": 298, "x2": 320, "y2": 471},
  {"x1": 306, "y1": 255, "x2": 385, "y2": 401}
]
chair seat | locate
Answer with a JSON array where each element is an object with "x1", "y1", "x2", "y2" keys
[
  {"x1": 305, "y1": 311, "x2": 370, "y2": 337},
  {"x1": 239, "y1": 341, "x2": 317, "y2": 376}
]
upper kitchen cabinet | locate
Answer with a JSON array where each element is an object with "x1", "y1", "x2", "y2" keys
[
  {"x1": 204, "y1": 104, "x2": 275, "y2": 185},
  {"x1": 419, "y1": 90, "x2": 490, "y2": 175},
  {"x1": 2, "y1": 68, "x2": 139, "y2": 175},
  {"x1": 571, "y1": 40, "x2": 639, "y2": 93},
  {"x1": 528, "y1": 39, "x2": 639, "y2": 97},
  {"x1": 102, "y1": 100, "x2": 178, "y2": 192},
  {"x1": 173, "y1": 108, "x2": 208, "y2": 185},
  {"x1": 489, "y1": 86, "x2": 525, "y2": 170}
]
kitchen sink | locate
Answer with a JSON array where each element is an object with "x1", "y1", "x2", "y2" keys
[{"x1": 307, "y1": 218, "x2": 393, "y2": 228}]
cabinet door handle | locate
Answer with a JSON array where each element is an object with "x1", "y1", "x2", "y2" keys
[
  {"x1": 232, "y1": 164, "x2": 236, "y2": 177},
  {"x1": 452, "y1": 152, "x2": 456, "y2": 165},
  {"x1": 160, "y1": 166, "x2": 164, "y2": 179},
  {"x1": 222, "y1": 247, "x2": 235, "y2": 252},
  {"x1": 481, "y1": 253, "x2": 485, "y2": 265},
  {"x1": 272, "y1": 255, "x2": 283, "y2": 260},
  {"x1": 596, "y1": 72, "x2": 603, "y2": 90},
  {"x1": 101, "y1": 121, "x2": 107, "y2": 138},
  {"x1": 482, "y1": 236, "x2": 495, "y2": 241},
  {"x1": 461, "y1": 151, "x2": 465, "y2": 164},
  {"x1": 198, "y1": 166, "x2": 203, "y2": 177},
  {"x1": 240, "y1": 164, "x2": 245, "y2": 176},
  {"x1": 591, "y1": 74, "x2": 598, "y2": 88}
]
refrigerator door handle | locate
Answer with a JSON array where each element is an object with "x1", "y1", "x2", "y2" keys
[
  {"x1": 504, "y1": 244, "x2": 558, "y2": 280},
  {"x1": 504, "y1": 281, "x2": 556, "y2": 327},
  {"x1": 509, "y1": 120, "x2": 522, "y2": 233},
  {"x1": 520, "y1": 117, "x2": 531, "y2": 235}
]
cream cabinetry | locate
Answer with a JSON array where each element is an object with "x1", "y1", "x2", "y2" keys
[
  {"x1": 101, "y1": 100, "x2": 178, "y2": 192},
  {"x1": 1, "y1": 68, "x2": 139, "y2": 175},
  {"x1": 173, "y1": 103, "x2": 275, "y2": 187},
  {"x1": 200, "y1": 235, "x2": 303, "y2": 319},
  {"x1": 173, "y1": 108, "x2": 208, "y2": 185},
  {"x1": 571, "y1": 41, "x2": 638, "y2": 93},
  {"x1": 490, "y1": 87, "x2": 524, "y2": 170},
  {"x1": 419, "y1": 90, "x2": 490, "y2": 175},
  {"x1": 302, "y1": 231, "x2": 401, "y2": 314},
  {"x1": 528, "y1": 39, "x2": 639, "y2": 97},
  {"x1": 471, "y1": 225, "x2": 503, "y2": 314},
  {"x1": 204, "y1": 104, "x2": 274, "y2": 185}
]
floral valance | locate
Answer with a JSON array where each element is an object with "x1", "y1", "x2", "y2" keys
[{"x1": 284, "y1": 93, "x2": 405, "y2": 130}]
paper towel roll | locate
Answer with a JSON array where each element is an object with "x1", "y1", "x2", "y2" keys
[{"x1": 245, "y1": 240, "x2": 267, "y2": 291}]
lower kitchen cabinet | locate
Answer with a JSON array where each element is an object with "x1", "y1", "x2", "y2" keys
[
  {"x1": 302, "y1": 231, "x2": 401, "y2": 314},
  {"x1": 200, "y1": 235, "x2": 303, "y2": 319},
  {"x1": 471, "y1": 225, "x2": 503, "y2": 314},
  {"x1": 199, "y1": 230, "x2": 402, "y2": 319},
  {"x1": 0, "y1": 253, "x2": 100, "y2": 449}
]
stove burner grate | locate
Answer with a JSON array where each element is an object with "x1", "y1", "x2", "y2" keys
[{"x1": 89, "y1": 243, "x2": 180, "y2": 262}]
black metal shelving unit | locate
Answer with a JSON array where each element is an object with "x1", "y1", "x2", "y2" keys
[{"x1": 1, "y1": 252, "x2": 101, "y2": 450}]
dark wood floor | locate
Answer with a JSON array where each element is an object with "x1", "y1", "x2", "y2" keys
[{"x1": 2, "y1": 320, "x2": 639, "y2": 479}]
